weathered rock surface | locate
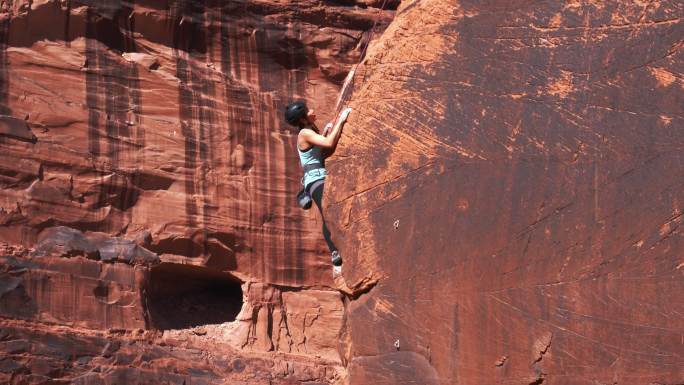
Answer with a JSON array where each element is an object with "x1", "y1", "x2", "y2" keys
[
  {"x1": 0, "y1": 0, "x2": 394, "y2": 286},
  {"x1": 327, "y1": 0, "x2": 684, "y2": 384},
  {"x1": 0, "y1": 0, "x2": 394, "y2": 383},
  {"x1": 4, "y1": 0, "x2": 682, "y2": 383},
  {"x1": 0, "y1": 319, "x2": 342, "y2": 385}
]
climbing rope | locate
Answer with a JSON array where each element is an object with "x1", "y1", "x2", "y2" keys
[
  {"x1": 334, "y1": 0, "x2": 391, "y2": 114},
  {"x1": 359, "y1": 0, "x2": 391, "y2": 65}
]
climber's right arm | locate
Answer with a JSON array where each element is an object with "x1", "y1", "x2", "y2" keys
[
  {"x1": 302, "y1": 108, "x2": 352, "y2": 149},
  {"x1": 300, "y1": 128, "x2": 337, "y2": 149}
]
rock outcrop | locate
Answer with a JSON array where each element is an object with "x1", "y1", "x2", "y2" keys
[
  {"x1": 0, "y1": 0, "x2": 394, "y2": 383},
  {"x1": 3, "y1": 0, "x2": 684, "y2": 384},
  {"x1": 327, "y1": 0, "x2": 684, "y2": 384},
  {"x1": 0, "y1": 0, "x2": 394, "y2": 286}
]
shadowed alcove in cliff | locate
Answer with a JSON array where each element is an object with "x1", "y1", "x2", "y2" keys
[{"x1": 145, "y1": 263, "x2": 243, "y2": 330}]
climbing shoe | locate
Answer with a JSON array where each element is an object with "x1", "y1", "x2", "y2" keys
[{"x1": 331, "y1": 250, "x2": 343, "y2": 266}]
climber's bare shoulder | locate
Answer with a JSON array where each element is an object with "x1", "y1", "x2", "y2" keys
[{"x1": 297, "y1": 128, "x2": 317, "y2": 151}]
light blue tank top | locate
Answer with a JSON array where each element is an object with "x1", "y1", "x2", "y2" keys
[{"x1": 298, "y1": 145, "x2": 327, "y2": 189}]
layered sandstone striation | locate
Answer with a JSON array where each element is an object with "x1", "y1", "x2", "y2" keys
[
  {"x1": 0, "y1": 0, "x2": 394, "y2": 286},
  {"x1": 0, "y1": 0, "x2": 394, "y2": 383},
  {"x1": 3, "y1": 0, "x2": 683, "y2": 384},
  {"x1": 327, "y1": 0, "x2": 684, "y2": 384}
]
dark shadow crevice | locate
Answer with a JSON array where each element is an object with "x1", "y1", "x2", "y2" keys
[{"x1": 145, "y1": 263, "x2": 243, "y2": 331}]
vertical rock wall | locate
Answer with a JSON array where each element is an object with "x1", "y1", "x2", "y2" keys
[
  {"x1": 4, "y1": 0, "x2": 682, "y2": 384},
  {"x1": 0, "y1": 0, "x2": 395, "y2": 383},
  {"x1": 0, "y1": 0, "x2": 394, "y2": 286},
  {"x1": 328, "y1": 0, "x2": 684, "y2": 384}
]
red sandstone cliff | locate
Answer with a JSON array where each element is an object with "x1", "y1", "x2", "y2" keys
[
  {"x1": 327, "y1": 0, "x2": 684, "y2": 384},
  {"x1": 0, "y1": 0, "x2": 394, "y2": 383},
  {"x1": 2, "y1": 0, "x2": 684, "y2": 384}
]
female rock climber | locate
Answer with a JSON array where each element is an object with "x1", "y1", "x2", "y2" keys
[{"x1": 285, "y1": 101, "x2": 352, "y2": 267}]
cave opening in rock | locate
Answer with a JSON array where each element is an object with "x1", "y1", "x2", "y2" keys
[{"x1": 145, "y1": 263, "x2": 243, "y2": 330}]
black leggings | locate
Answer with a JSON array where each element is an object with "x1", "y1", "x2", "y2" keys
[{"x1": 308, "y1": 180, "x2": 337, "y2": 253}]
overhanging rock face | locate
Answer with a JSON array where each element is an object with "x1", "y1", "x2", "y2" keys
[{"x1": 327, "y1": 1, "x2": 684, "y2": 384}]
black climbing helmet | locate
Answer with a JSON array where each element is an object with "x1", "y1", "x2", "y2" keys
[{"x1": 285, "y1": 101, "x2": 308, "y2": 126}]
